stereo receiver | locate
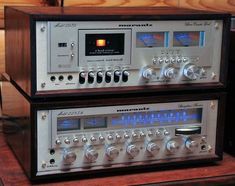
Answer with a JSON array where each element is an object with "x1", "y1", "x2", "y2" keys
[
  {"x1": 2, "y1": 81, "x2": 225, "y2": 181},
  {"x1": 5, "y1": 7, "x2": 230, "y2": 98}
]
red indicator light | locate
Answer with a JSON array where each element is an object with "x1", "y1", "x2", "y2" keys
[{"x1": 96, "y1": 39, "x2": 106, "y2": 47}]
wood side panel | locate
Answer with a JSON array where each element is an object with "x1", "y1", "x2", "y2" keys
[
  {"x1": 5, "y1": 7, "x2": 32, "y2": 96},
  {"x1": 0, "y1": 0, "x2": 45, "y2": 28},
  {"x1": 0, "y1": 30, "x2": 5, "y2": 73},
  {"x1": 179, "y1": 0, "x2": 235, "y2": 14}
]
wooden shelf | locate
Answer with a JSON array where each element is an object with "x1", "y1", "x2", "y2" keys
[{"x1": 0, "y1": 132, "x2": 235, "y2": 185}]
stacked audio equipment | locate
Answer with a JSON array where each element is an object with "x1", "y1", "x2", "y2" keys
[
  {"x1": 224, "y1": 17, "x2": 235, "y2": 155},
  {"x1": 2, "y1": 6, "x2": 230, "y2": 181}
]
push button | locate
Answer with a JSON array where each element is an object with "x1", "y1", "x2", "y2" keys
[
  {"x1": 105, "y1": 71, "x2": 112, "y2": 83},
  {"x1": 122, "y1": 71, "x2": 129, "y2": 82},
  {"x1": 114, "y1": 70, "x2": 121, "y2": 83},
  {"x1": 88, "y1": 71, "x2": 95, "y2": 84},
  {"x1": 97, "y1": 71, "x2": 103, "y2": 83}
]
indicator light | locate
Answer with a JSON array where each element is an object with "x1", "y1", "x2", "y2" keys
[{"x1": 96, "y1": 39, "x2": 106, "y2": 47}]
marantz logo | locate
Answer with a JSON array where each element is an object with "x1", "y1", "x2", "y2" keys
[
  {"x1": 54, "y1": 23, "x2": 77, "y2": 27},
  {"x1": 57, "y1": 111, "x2": 84, "y2": 116},
  {"x1": 118, "y1": 23, "x2": 153, "y2": 27},
  {"x1": 117, "y1": 107, "x2": 150, "y2": 112}
]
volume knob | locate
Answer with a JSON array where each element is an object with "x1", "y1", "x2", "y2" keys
[
  {"x1": 85, "y1": 147, "x2": 98, "y2": 162},
  {"x1": 63, "y1": 150, "x2": 77, "y2": 164},
  {"x1": 146, "y1": 142, "x2": 160, "y2": 156},
  {"x1": 106, "y1": 146, "x2": 119, "y2": 160},
  {"x1": 126, "y1": 144, "x2": 140, "y2": 158},
  {"x1": 183, "y1": 64, "x2": 201, "y2": 80},
  {"x1": 164, "y1": 67, "x2": 177, "y2": 79},
  {"x1": 166, "y1": 140, "x2": 180, "y2": 153},
  {"x1": 142, "y1": 68, "x2": 154, "y2": 80},
  {"x1": 185, "y1": 139, "x2": 199, "y2": 152}
]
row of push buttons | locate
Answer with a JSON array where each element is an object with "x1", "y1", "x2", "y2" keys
[
  {"x1": 55, "y1": 129, "x2": 170, "y2": 146},
  {"x1": 153, "y1": 57, "x2": 189, "y2": 65},
  {"x1": 79, "y1": 70, "x2": 130, "y2": 84}
]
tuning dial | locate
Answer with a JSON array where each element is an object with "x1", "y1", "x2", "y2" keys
[
  {"x1": 85, "y1": 147, "x2": 98, "y2": 162},
  {"x1": 185, "y1": 139, "x2": 199, "y2": 152},
  {"x1": 166, "y1": 140, "x2": 180, "y2": 153},
  {"x1": 106, "y1": 146, "x2": 119, "y2": 160},
  {"x1": 183, "y1": 64, "x2": 201, "y2": 80},
  {"x1": 164, "y1": 67, "x2": 177, "y2": 79},
  {"x1": 142, "y1": 68, "x2": 154, "y2": 80},
  {"x1": 126, "y1": 144, "x2": 140, "y2": 158},
  {"x1": 146, "y1": 142, "x2": 160, "y2": 156},
  {"x1": 63, "y1": 150, "x2": 77, "y2": 164}
]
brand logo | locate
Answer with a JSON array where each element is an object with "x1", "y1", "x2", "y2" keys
[
  {"x1": 117, "y1": 107, "x2": 150, "y2": 112},
  {"x1": 57, "y1": 111, "x2": 84, "y2": 116},
  {"x1": 118, "y1": 23, "x2": 153, "y2": 27},
  {"x1": 54, "y1": 23, "x2": 77, "y2": 27}
]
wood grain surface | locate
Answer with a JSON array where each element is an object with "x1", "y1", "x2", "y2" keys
[
  {"x1": 178, "y1": 0, "x2": 235, "y2": 14},
  {"x1": 0, "y1": 0, "x2": 46, "y2": 28},
  {"x1": 0, "y1": 131, "x2": 235, "y2": 185},
  {"x1": 0, "y1": 30, "x2": 4, "y2": 74},
  {"x1": 62, "y1": 0, "x2": 178, "y2": 7}
]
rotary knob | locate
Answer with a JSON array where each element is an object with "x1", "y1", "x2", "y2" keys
[
  {"x1": 106, "y1": 146, "x2": 119, "y2": 160},
  {"x1": 146, "y1": 142, "x2": 160, "y2": 156},
  {"x1": 183, "y1": 64, "x2": 201, "y2": 80},
  {"x1": 63, "y1": 150, "x2": 77, "y2": 164},
  {"x1": 85, "y1": 147, "x2": 98, "y2": 162},
  {"x1": 166, "y1": 140, "x2": 180, "y2": 153},
  {"x1": 185, "y1": 139, "x2": 199, "y2": 152},
  {"x1": 126, "y1": 144, "x2": 140, "y2": 158},
  {"x1": 142, "y1": 68, "x2": 154, "y2": 80},
  {"x1": 164, "y1": 67, "x2": 178, "y2": 79}
]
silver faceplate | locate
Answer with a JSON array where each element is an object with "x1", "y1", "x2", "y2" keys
[
  {"x1": 37, "y1": 100, "x2": 218, "y2": 176},
  {"x1": 36, "y1": 20, "x2": 223, "y2": 91}
]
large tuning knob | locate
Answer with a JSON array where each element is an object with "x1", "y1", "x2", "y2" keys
[
  {"x1": 142, "y1": 68, "x2": 154, "y2": 80},
  {"x1": 183, "y1": 64, "x2": 201, "y2": 80},
  {"x1": 164, "y1": 67, "x2": 178, "y2": 79},
  {"x1": 85, "y1": 146, "x2": 98, "y2": 162},
  {"x1": 63, "y1": 150, "x2": 77, "y2": 164},
  {"x1": 126, "y1": 144, "x2": 140, "y2": 158},
  {"x1": 166, "y1": 140, "x2": 180, "y2": 153},
  {"x1": 185, "y1": 139, "x2": 199, "y2": 152},
  {"x1": 106, "y1": 146, "x2": 119, "y2": 160},
  {"x1": 146, "y1": 142, "x2": 160, "y2": 156}
]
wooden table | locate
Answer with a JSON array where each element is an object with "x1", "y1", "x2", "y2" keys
[{"x1": 0, "y1": 132, "x2": 235, "y2": 186}]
